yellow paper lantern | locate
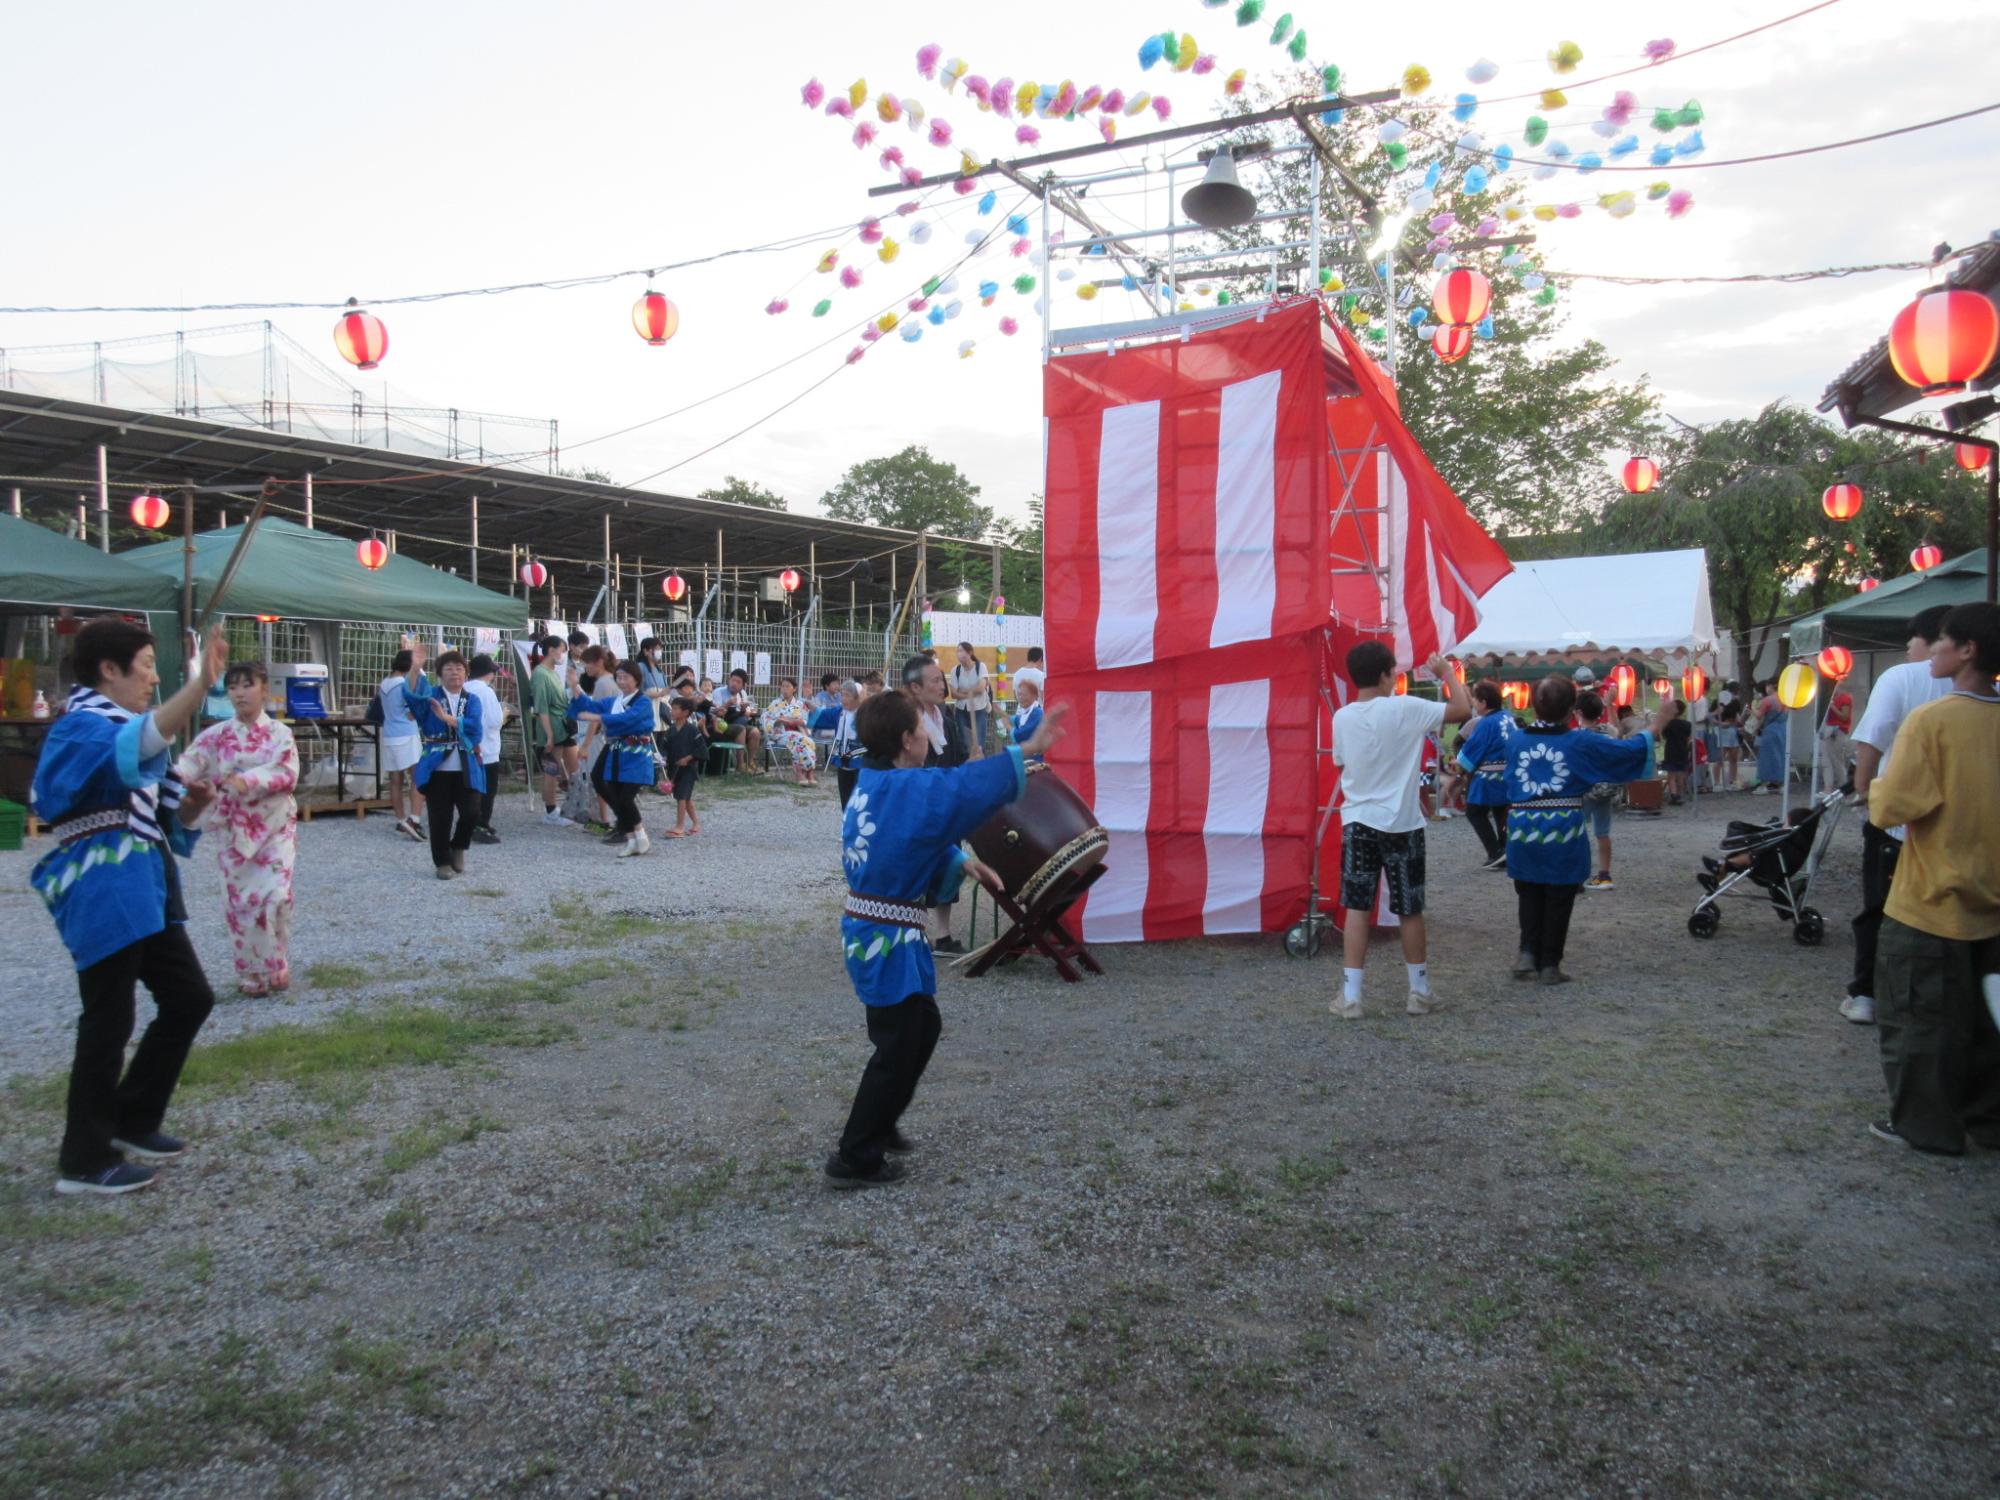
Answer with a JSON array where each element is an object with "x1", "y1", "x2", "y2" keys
[{"x1": 1776, "y1": 662, "x2": 1819, "y2": 710}]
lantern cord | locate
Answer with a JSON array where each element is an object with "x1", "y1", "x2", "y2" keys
[
  {"x1": 0, "y1": 221, "x2": 868, "y2": 315},
  {"x1": 1551, "y1": 258, "x2": 1942, "y2": 287},
  {"x1": 1457, "y1": 100, "x2": 2000, "y2": 174}
]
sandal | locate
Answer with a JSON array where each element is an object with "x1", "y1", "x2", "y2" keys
[{"x1": 239, "y1": 982, "x2": 268, "y2": 998}]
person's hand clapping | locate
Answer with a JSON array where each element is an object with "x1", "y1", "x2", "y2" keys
[
  {"x1": 1425, "y1": 651, "x2": 1452, "y2": 681},
  {"x1": 1021, "y1": 701, "x2": 1071, "y2": 759}
]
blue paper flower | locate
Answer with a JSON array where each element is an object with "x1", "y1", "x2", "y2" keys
[
  {"x1": 1474, "y1": 314, "x2": 1495, "y2": 339},
  {"x1": 1321, "y1": 108, "x2": 1345, "y2": 126},
  {"x1": 927, "y1": 305, "x2": 946, "y2": 325},
  {"x1": 1608, "y1": 134, "x2": 1639, "y2": 159},
  {"x1": 1464, "y1": 165, "x2": 1489, "y2": 193},
  {"x1": 1674, "y1": 130, "x2": 1705, "y2": 158},
  {"x1": 1006, "y1": 214, "x2": 1029, "y2": 235},
  {"x1": 1453, "y1": 93, "x2": 1478, "y2": 122},
  {"x1": 1576, "y1": 152, "x2": 1603, "y2": 173},
  {"x1": 1139, "y1": 35, "x2": 1164, "y2": 70},
  {"x1": 978, "y1": 191, "x2": 997, "y2": 215},
  {"x1": 1493, "y1": 143, "x2": 1514, "y2": 172},
  {"x1": 1424, "y1": 161, "x2": 1442, "y2": 189}
]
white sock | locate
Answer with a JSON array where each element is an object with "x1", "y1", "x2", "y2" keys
[
  {"x1": 1407, "y1": 962, "x2": 1430, "y2": 996},
  {"x1": 1342, "y1": 968, "x2": 1364, "y2": 1004}
]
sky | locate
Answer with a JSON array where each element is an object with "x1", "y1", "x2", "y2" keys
[{"x1": 3, "y1": 1, "x2": 1996, "y2": 531}]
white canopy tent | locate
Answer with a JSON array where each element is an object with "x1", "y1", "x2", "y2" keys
[{"x1": 1456, "y1": 547, "x2": 1729, "y2": 672}]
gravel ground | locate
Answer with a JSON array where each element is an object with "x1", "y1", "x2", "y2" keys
[{"x1": 2, "y1": 781, "x2": 1996, "y2": 1499}]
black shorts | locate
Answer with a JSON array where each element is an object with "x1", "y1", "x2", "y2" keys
[
  {"x1": 1340, "y1": 823, "x2": 1426, "y2": 917},
  {"x1": 671, "y1": 766, "x2": 699, "y2": 801}
]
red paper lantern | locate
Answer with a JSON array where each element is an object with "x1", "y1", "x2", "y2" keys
[
  {"x1": 333, "y1": 300, "x2": 388, "y2": 370},
  {"x1": 1502, "y1": 680, "x2": 1530, "y2": 712},
  {"x1": 1652, "y1": 678, "x2": 1674, "y2": 699},
  {"x1": 1393, "y1": 671, "x2": 1409, "y2": 696},
  {"x1": 1887, "y1": 288, "x2": 2000, "y2": 397},
  {"x1": 521, "y1": 560, "x2": 550, "y2": 588},
  {"x1": 1821, "y1": 482, "x2": 1863, "y2": 521},
  {"x1": 1680, "y1": 665, "x2": 1707, "y2": 701},
  {"x1": 1431, "y1": 268, "x2": 1492, "y2": 329},
  {"x1": 1431, "y1": 324, "x2": 1473, "y2": 364},
  {"x1": 1620, "y1": 456, "x2": 1658, "y2": 495},
  {"x1": 128, "y1": 493, "x2": 170, "y2": 530},
  {"x1": 1955, "y1": 442, "x2": 1989, "y2": 472},
  {"x1": 1606, "y1": 663, "x2": 1636, "y2": 708},
  {"x1": 661, "y1": 571, "x2": 687, "y2": 602},
  {"x1": 779, "y1": 567, "x2": 802, "y2": 594},
  {"x1": 632, "y1": 290, "x2": 680, "y2": 346},
  {"x1": 255, "y1": 613, "x2": 283, "y2": 625},
  {"x1": 1857, "y1": 576, "x2": 1881, "y2": 593},
  {"x1": 1817, "y1": 645, "x2": 1854, "y2": 681},
  {"x1": 1910, "y1": 542, "x2": 1943, "y2": 572},
  {"x1": 355, "y1": 536, "x2": 389, "y2": 571}
]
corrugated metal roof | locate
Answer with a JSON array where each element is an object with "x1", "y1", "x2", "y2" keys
[{"x1": 1818, "y1": 235, "x2": 2000, "y2": 422}]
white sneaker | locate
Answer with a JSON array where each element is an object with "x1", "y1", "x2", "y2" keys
[
  {"x1": 1406, "y1": 990, "x2": 1442, "y2": 1016},
  {"x1": 615, "y1": 832, "x2": 649, "y2": 857},
  {"x1": 542, "y1": 810, "x2": 574, "y2": 826},
  {"x1": 1839, "y1": 995, "x2": 1875, "y2": 1025},
  {"x1": 1331, "y1": 997, "x2": 1363, "y2": 1021}
]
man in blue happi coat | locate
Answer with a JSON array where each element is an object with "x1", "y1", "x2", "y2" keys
[
  {"x1": 828, "y1": 685, "x2": 1066, "y2": 1187},
  {"x1": 33, "y1": 620, "x2": 230, "y2": 1196}
]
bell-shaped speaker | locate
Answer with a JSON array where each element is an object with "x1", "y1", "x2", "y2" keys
[{"x1": 1180, "y1": 146, "x2": 1257, "y2": 229}]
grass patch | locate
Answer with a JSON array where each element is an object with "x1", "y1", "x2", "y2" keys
[
  {"x1": 302, "y1": 960, "x2": 371, "y2": 991},
  {"x1": 379, "y1": 1111, "x2": 505, "y2": 1175},
  {"x1": 613, "y1": 1160, "x2": 738, "y2": 1266},
  {"x1": 177, "y1": 1005, "x2": 541, "y2": 1102},
  {"x1": 1272, "y1": 1139, "x2": 1347, "y2": 1197},
  {"x1": 0, "y1": 1184, "x2": 139, "y2": 1247}
]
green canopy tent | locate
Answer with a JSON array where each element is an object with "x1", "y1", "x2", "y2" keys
[
  {"x1": 1792, "y1": 550, "x2": 1993, "y2": 655},
  {"x1": 0, "y1": 512, "x2": 182, "y2": 615},
  {"x1": 120, "y1": 516, "x2": 525, "y2": 628}
]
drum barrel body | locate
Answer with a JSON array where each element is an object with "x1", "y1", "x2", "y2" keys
[{"x1": 970, "y1": 768, "x2": 1109, "y2": 911}]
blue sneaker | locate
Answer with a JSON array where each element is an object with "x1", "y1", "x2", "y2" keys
[
  {"x1": 110, "y1": 1131, "x2": 185, "y2": 1160},
  {"x1": 55, "y1": 1163, "x2": 156, "y2": 1196}
]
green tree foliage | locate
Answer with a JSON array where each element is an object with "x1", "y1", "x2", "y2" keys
[
  {"x1": 821, "y1": 445, "x2": 993, "y2": 538},
  {"x1": 1230, "y1": 74, "x2": 1659, "y2": 535},
  {"x1": 1588, "y1": 403, "x2": 1987, "y2": 663},
  {"x1": 696, "y1": 475, "x2": 786, "y2": 511},
  {"x1": 924, "y1": 497, "x2": 1044, "y2": 615}
]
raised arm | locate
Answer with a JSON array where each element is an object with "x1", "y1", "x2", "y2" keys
[
  {"x1": 1428, "y1": 654, "x2": 1474, "y2": 726},
  {"x1": 152, "y1": 630, "x2": 230, "y2": 743}
]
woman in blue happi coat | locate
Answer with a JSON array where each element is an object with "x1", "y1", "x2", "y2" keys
[
  {"x1": 402, "y1": 642, "x2": 485, "y2": 880},
  {"x1": 1502, "y1": 675, "x2": 1672, "y2": 985},
  {"x1": 1452, "y1": 680, "x2": 1517, "y2": 869},
  {"x1": 32, "y1": 621, "x2": 230, "y2": 1197},
  {"x1": 568, "y1": 658, "x2": 660, "y2": 857},
  {"x1": 827, "y1": 685, "x2": 1067, "y2": 1188}
]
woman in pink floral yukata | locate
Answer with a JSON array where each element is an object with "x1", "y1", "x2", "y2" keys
[{"x1": 175, "y1": 662, "x2": 299, "y2": 996}]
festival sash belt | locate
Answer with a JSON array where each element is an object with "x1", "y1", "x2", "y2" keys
[
  {"x1": 843, "y1": 894, "x2": 930, "y2": 930},
  {"x1": 51, "y1": 808, "x2": 133, "y2": 845},
  {"x1": 1514, "y1": 796, "x2": 1584, "y2": 810}
]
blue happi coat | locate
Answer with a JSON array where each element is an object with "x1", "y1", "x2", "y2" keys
[
  {"x1": 1453, "y1": 707, "x2": 1518, "y2": 807},
  {"x1": 31, "y1": 706, "x2": 201, "y2": 972},
  {"x1": 1503, "y1": 722, "x2": 1653, "y2": 884},
  {"x1": 403, "y1": 676, "x2": 486, "y2": 794},
  {"x1": 1012, "y1": 703, "x2": 1045, "y2": 765},
  {"x1": 840, "y1": 745, "x2": 1026, "y2": 1005},
  {"x1": 568, "y1": 690, "x2": 659, "y2": 784}
]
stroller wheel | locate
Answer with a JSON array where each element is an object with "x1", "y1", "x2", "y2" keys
[
  {"x1": 1284, "y1": 921, "x2": 1324, "y2": 958},
  {"x1": 1688, "y1": 907, "x2": 1720, "y2": 940},
  {"x1": 1793, "y1": 908, "x2": 1825, "y2": 947}
]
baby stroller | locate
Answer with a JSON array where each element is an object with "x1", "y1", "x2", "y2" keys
[{"x1": 1687, "y1": 789, "x2": 1847, "y2": 945}]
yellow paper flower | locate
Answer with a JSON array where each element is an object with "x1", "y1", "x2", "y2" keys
[
  {"x1": 877, "y1": 312, "x2": 899, "y2": 333},
  {"x1": 1547, "y1": 41, "x2": 1583, "y2": 74},
  {"x1": 1176, "y1": 34, "x2": 1197, "y2": 72},
  {"x1": 848, "y1": 78, "x2": 868, "y2": 110},
  {"x1": 1125, "y1": 91, "x2": 1151, "y2": 116},
  {"x1": 1532, "y1": 204, "x2": 1558, "y2": 221},
  {"x1": 959, "y1": 152, "x2": 982, "y2": 176},
  {"x1": 1540, "y1": 88, "x2": 1568, "y2": 109},
  {"x1": 1017, "y1": 81, "x2": 1038, "y2": 117},
  {"x1": 1402, "y1": 64, "x2": 1431, "y2": 96},
  {"x1": 878, "y1": 238, "x2": 900, "y2": 263},
  {"x1": 1077, "y1": 282, "x2": 1099, "y2": 301},
  {"x1": 817, "y1": 250, "x2": 839, "y2": 273}
]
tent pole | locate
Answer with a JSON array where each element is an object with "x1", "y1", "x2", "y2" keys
[
  {"x1": 8, "y1": 487, "x2": 19, "y2": 517},
  {"x1": 96, "y1": 445, "x2": 110, "y2": 552},
  {"x1": 469, "y1": 494, "x2": 479, "y2": 587},
  {"x1": 180, "y1": 484, "x2": 195, "y2": 648},
  {"x1": 303, "y1": 471, "x2": 314, "y2": 529}
]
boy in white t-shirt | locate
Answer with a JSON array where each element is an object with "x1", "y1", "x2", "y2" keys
[{"x1": 1331, "y1": 642, "x2": 1474, "y2": 1019}]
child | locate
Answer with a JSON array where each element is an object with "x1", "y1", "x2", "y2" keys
[
  {"x1": 828, "y1": 688, "x2": 1066, "y2": 1187},
  {"x1": 175, "y1": 662, "x2": 300, "y2": 996},
  {"x1": 1011, "y1": 677, "x2": 1044, "y2": 764},
  {"x1": 1453, "y1": 681, "x2": 1515, "y2": 870},
  {"x1": 1503, "y1": 676, "x2": 1673, "y2": 983},
  {"x1": 830, "y1": 680, "x2": 864, "y2": 807},
  {"x1": 465, "y1": 653, "x2": 507, "y2": 844},
  {"x1": 661, "y1": 696, "x2": 707, "y2": 837},
  {"x1": 1576, "y1": 692, "x2": 1622, "y2": 891}
]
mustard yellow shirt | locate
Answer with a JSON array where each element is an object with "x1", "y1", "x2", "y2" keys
[{"x1": 1870, "y1": 691, "x2": 2000, "y2": 941}]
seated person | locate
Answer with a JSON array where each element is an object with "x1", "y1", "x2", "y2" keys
[{"x1": 1012, "y1": 677, "x2": 1045, "y2": 765}]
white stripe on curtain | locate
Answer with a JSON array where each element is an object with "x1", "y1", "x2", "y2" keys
[
  {"x1": 1094, "y1": 401, "x2": 1161, "y2": 669},
  {"x1": 1201, "y1": 678, "x2": 1271, "y2": 934},
  {"x1": 1210, "y1": 370, "x2": 1281, "y2": 650},
  {"x1": 1083, "y1": 689, "x2": 1153, "y2": 942}
]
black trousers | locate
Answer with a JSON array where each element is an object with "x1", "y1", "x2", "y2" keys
[
  {"x1": 838, "y1": 993, "x2": 941, "y2": 1170},
  {"x1": 601, "y1": 777, "x2": 643, "y2": 836},
  {"x1": 62, "y1": 924, "x2": 215, "y2": 1175},
  {"x1": 1515, "y1": 880, "x2": 1581, "y2": 971},
  {"x1": 1466, "y1": 804, "x2": 1507, "y2": 862},
  {"x1": 478, "y1": 763, "x2": 498, "y2": 830},
  {"x1": 425, "y1": 768, "x2": 480, "y2": 866},
  {"x1": 1850, "y1": 821, "x2": 1903, "y2": 999},
  {"x1": 837, "y1": 767, "x2": 859, "y2": 808}
]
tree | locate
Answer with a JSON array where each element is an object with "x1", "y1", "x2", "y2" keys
[
  {"x1": 697, "y1": 475, "x2": 786, "y2": 511},
  {"x1": 1229, "y1": 73, "x2": 1659, "y2": 535},
  {"x1": 1589, "y1": 403, "x2": 1987, "y2": 667},
  {"x1": 821, "y1": 445, "x2": 993, "y2": 537},
  {"x1": 555, "y1": 464, "x2": 614, "y2": 484}
]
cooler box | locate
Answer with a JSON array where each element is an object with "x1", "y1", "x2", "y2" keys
[{"x1": 277, "y1": 663, "x2": 329, "y2": 719}]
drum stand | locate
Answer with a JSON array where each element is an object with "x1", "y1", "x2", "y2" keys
[{"x1": 960, "y1": 866, "x2": 1107, "y2": 983}]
